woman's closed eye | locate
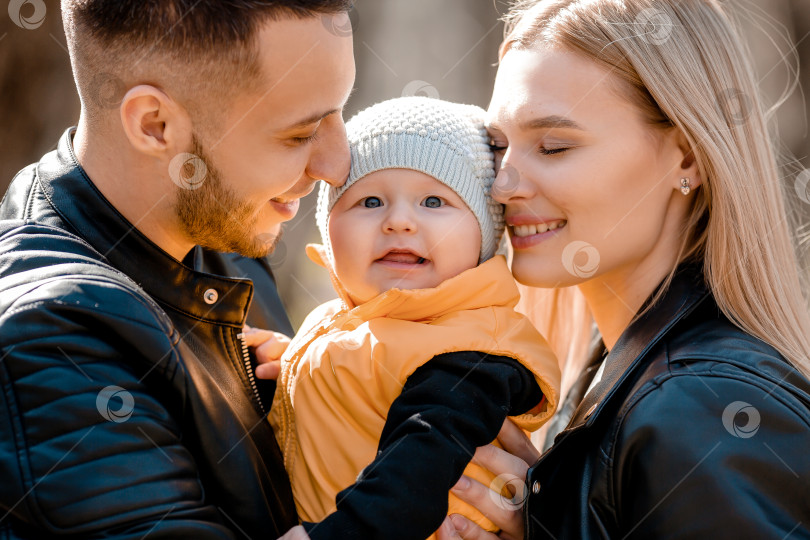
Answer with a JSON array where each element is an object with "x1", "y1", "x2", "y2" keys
[
  {"x1": 539, "y1": 146, "x2": 570, "y2": 156},
  {"x1": 489, "y1": 139, "x2": 572, "y2": 156}
]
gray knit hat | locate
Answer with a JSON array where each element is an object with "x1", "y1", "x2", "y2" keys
[{"x1": 315, "y1": 96, "x2": 504, "y2": 264}]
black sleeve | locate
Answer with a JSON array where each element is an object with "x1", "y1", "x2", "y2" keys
[
  {"x1": 303, "y1": 351, "x2": 543, "y2": 540},
  {"x1": 614, "y1": 374, "x2": 810, "y2": 539}
]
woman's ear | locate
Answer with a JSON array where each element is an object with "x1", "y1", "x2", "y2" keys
[
  {"x1": 672, "y1": 128, "x2": 703, "y2": 190},
  {"x1": 119, "y1": 85, "x2": 193, "y2": 159}
]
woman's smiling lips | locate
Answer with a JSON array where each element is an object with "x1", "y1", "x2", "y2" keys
[{"x1": 507, "y1": 216, "x2": 567, "y2": 249}]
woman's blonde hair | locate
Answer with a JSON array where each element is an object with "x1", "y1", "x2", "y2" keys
[{"x1": 503, "y1": 0, "x2": 810, "y2": 381}]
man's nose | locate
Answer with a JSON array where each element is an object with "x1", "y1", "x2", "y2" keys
[{"x1": 306, "y1": 116, "x2": 350, "y2": 188}]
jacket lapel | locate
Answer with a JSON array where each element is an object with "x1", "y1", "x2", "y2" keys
[
  {"x1": 562, "y1": 264, "x2": 711, "y2": 432},
  {"x1": 34, "y1": 128, "x2": 253, "y2": 327}
]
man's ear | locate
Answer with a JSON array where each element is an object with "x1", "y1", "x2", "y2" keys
[
  {"x1": 671, "y1": 128, "x2": 703, "y2": 190},
  {"x1": 120, "y1": 85, "x2": 192, "y2": 158}
]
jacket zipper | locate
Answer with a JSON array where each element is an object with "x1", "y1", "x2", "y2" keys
[
  {"x1": 277, "y1": 321, "x2": 335, "y2": 467},
  {"x1": 237, "y1": 332, "x2": 265, "y2": 415}
]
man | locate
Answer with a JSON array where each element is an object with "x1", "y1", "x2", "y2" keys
[
  {"x1": 0, "y1": 1, "x2": 352, "y2": 537},
  {"x1": 0, "y1": 2, "x2": 528, "y2": 538}
]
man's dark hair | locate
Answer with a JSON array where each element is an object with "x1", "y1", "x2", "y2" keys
[{"x1": 61, "y1": 0, "x2": 353, "y2": 118}]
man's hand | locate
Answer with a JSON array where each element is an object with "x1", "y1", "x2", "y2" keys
[
  {"x1": 277, "y1": 525, "x2": 310, "y2": 539},
  {"x1": 436, "y1": 418, "x2": 540, "y2": 539},
  {"x1": 242, "y1": 324, "x2": 291, "y2": 380}
]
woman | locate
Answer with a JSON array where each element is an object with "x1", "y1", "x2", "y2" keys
[{"x1": 443, "y1": 0, "x2": 810, "y2": 538}]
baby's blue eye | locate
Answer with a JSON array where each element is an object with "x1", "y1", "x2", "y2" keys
[
  {"x1": 363, "y1": 196, "x2": 382, "y2": 208},
  {"x1": 424, "y1": 196, "x2": 443, "y2": 208}
]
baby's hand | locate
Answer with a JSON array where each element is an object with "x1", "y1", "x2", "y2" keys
[{"x1": 242, "y1": 324, "x2": 291, "y2": 380}]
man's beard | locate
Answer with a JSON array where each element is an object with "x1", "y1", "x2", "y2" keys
[{"x1": 173, "y1": 134, "x2": 281, "y2": 258}]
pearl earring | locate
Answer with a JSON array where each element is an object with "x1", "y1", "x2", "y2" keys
[{"x1": 680, "y1": 178, "x2": 692, "y2": 196}]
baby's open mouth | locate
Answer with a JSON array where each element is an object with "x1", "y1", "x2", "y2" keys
[{"x1": 376, "y1": 250, "x2": 428, "y2": 265}]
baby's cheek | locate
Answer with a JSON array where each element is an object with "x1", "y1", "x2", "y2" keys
[
  {"x1": 343, "y1": 261, "x2": 368, "y2": 286},
  {"x1": 432, "y1": 246, "x2": 479, "y2": 283},
  {"x1": 438, "y1": 219, "x2": 481, "y2": 269}
]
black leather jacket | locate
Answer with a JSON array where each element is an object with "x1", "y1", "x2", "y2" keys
[
  {"x1": 0, "y1": 128, "x2": 298, "y2": 538},
  {"x1": 525, "y1": 264, "x2": 810, "y2": 539}
]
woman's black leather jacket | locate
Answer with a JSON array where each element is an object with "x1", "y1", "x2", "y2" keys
[{"x1": 525, "y1": 264, "x2": 810, "y2": 539}]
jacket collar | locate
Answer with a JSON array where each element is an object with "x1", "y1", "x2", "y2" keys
[
  {"x1": 564, "y1": 262, "x2": 711, "y2": 431},
  {"x1": 306, "y1": 243, "x2": 519, "y2": 322},
  {"x1": 35, "y1": 128, "x2": 252, "y2": 327}
]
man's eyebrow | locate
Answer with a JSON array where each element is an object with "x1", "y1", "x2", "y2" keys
[
  {"x1": 519, "y1": 115, "x2": 584, "y2": 131},
  {"x1": 284, "y1": 108, "x2": 341, "y2": 131}
]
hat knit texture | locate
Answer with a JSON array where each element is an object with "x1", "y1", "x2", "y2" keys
[{"x1": 315, "y1": 96, "x2": 504, "y2": 263}]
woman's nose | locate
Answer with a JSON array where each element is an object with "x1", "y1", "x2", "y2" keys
[{"x1": 491, "y1": 150, "x2": 533, "y2": 203}]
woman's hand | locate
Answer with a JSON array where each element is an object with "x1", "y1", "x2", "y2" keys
[
  {"x1": 276, "y1": 525, "x2": 309, "y2": 539},
  {"x1": 242, "y1": 324, "x2": 291, "y2": 380},
  {"x1": 436, "y1": 418, "x2": 540, "y2": 539}
]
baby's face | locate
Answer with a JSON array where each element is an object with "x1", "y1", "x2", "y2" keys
[{"x1": 329, "y1": 169, "x2": 482, "y2": 305}]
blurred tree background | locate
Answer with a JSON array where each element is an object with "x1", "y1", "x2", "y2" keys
[{"x1": 2, "y1": 0, "x2": 809, "y2": 328}]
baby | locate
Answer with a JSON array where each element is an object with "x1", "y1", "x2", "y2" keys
[{"x1": 268, "y1": 97, "x2": 561, "y2": 540}]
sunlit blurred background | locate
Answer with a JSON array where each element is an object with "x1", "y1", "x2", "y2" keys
[{"x1": 2, "y1": 0, "x2": 809, "y2": 329}]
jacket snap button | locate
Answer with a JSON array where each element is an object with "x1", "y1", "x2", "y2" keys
[
  {"x1": 203, "y1": 289, "x2": 218, "y2": 304},
  {"x1": 532, "y1": 480, "x2": 541, "y2": 494}
]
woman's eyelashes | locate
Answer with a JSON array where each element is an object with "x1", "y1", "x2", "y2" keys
[
  {"x1": 539, "y1": 146, "x2": 570, "y2": 155},
  {"x1": 489, "y1": 136, "x2": 572, "y2": 157}
]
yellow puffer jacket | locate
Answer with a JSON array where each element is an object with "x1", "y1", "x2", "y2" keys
[{"x1": 269, "y1": 247, "x2": 560, "y2": 536}]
